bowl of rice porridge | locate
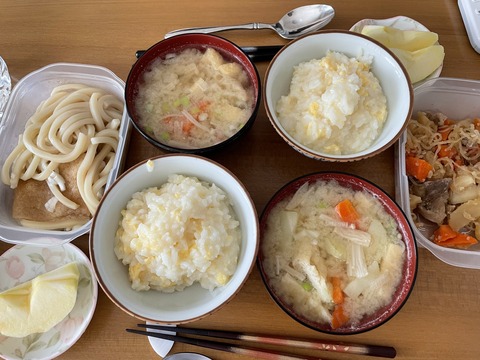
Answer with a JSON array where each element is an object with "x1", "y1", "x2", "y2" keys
[
  {"x1": 258, "y1": 172, "x2": 417, "y2": 334},
  {"x1": 264, "y1": 30, "x2": 413, "y2": 161},
  {"x1": 125, "y1": 34, "x2": 261, "y2": 154},
  {"x1": 89, "y1": 154, "x2": 259, "y2": 323}
]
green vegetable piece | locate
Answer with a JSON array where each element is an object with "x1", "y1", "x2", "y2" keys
[
  {"x1": 317, "y1": 201, "x2": 328, "y2": 209},
  {"x1": 301, "y1": 281, "x2": 313, "y2": 292},
  {"x1": 144, "y1": 126, "x2": 154, "y2": 135},
  {"x1": 174, "y1": 96, "x2": 190, "y2": 108},
  {"x1": 160, "y1": 131, "x2": 170, "y2": 141}
]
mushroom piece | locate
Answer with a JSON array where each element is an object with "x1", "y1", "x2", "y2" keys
[{"x1": 409, "y1": 178, "x2": 452, "y2": 224}]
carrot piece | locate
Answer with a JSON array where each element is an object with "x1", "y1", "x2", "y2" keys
[
  {"x1": 405, "y1": 156, "x2": 433, "y2": 182},
  {"x1": 433, "y1": 225, "x2": 478, "y2": 249},
  {"x1": 438, "y1": 129, "x2": 451, "y2": 141},
  {"x1": 330, "y1": 277, "x2": 344, "y2": 305},
  {"x1": 335, "y1": 199, "x2": 359, "y2": 225},
  {"x1": 437, "y1": 144, "x2": 457, "y2": 158},
  {"x1": 433, "y1": 224, "x2": 458, "y2": 243},
  {"x1": 182, "y1": 120, "x2": 194, "y2": 133},
  {"x1": 436, "y1": 233, "x2": 478, "y2": 249},
  {"x1": 331, "y1": 304, "x2": 349, "y2": 329},
  {"x1": 474, "y1": 118, "x2": 480, "y2": 131}
]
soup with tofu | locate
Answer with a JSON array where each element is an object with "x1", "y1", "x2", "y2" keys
[
  {"x1": 134, "y1": 47, "x2": 255, "y2": 149},
  {"x1": 261, "y1": 179, "x2": 405, "y2": 329}
]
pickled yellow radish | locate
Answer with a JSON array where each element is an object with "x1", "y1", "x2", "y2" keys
[
  {"x1": 0, "y1": 262, "x2": 79, "y2": 338},
  {"x1": 361, "y1": 25, "x2": 438, "y2": 51},
  {"x1": 389, "y1": 45, "x2": 445, "y2": 83}
]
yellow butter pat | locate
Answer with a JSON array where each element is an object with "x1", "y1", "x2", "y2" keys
[{"x1": 0, "y1": 262, "x2": 80, "y2": 338}]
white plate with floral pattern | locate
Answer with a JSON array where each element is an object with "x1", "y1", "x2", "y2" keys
[{"x1": 0, "y1": 243, "x2": 97, "y2": 360}]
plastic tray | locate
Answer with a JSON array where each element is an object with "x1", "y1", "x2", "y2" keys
[
  {"x1": 0, "y1": 63, "x2": 131, "y2": 245},
  {"x1": 395, "y1": 77, "x2": 480, "y2": 268}
]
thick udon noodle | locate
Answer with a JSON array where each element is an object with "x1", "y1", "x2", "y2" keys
[{"x1": 1, "y1": 83, "x2": 123, "y2": 229}]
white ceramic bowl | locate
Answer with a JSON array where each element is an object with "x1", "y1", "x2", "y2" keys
[
  {"x1": 350, "y1": 16, "x2": 443, "y2": 85},
  {"x1": 0, "y1": 242, "x2": 98, "y2": 360},
  {"x1": 0, "y1": 63, "x2": 131, "y2": 245},
  {"x1": 264, "y1": 30, "x2": 413, "y2": 162},
  {"x1": 89, "y1": 154, "x2": 259, "y2": 323},
  {"x1": 396, "y1": 77, "x2": 480, "y2": 269}
]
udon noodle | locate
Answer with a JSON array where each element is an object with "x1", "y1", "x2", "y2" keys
[{"x1": 1, "y1": 83, "x2": 123, "y2": 230}]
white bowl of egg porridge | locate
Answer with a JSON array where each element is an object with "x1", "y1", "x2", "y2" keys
[
  {"x1": 125, "y1": 34, "x2": 261, "y2": 154},
  {"x1": 0, "y1": 63, "x2": 130, "y2": 245},
  {"x1": 89, "y1": 154, "x2": 259, "y2": 323},
  {"x1": 264, "y1": 30, "x2": 413, "y2": 162}
]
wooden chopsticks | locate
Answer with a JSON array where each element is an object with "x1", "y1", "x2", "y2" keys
[{"x1": 126, "y1": 324, "x2": 396, "y2": 359}]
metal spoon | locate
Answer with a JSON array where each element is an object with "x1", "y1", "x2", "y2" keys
[{"x1": 164, "y1": 4, "x2": 335, "y2": 39}]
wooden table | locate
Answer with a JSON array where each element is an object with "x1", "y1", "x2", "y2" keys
[{"x1": 1, "y1": 1, "x2": 480, "y2": 359}]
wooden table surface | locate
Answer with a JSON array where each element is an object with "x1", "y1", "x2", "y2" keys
[{"x1": 1, "y1": 1, "x2": 480, "y2": 359}]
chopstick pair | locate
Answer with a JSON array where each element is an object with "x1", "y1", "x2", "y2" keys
[{"x1": 126, "y1": 324, "x2": 396, "y2": 359}]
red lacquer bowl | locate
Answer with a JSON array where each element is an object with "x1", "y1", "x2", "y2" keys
[
  {"x1": 125, "y1": 34, "x2": 261, "y2": 154},
  {"x1": 257, "y1": 172, "x2": 417, "y2": 335}
]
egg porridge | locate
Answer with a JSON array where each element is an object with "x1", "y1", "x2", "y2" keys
[
  {"x1": 276, "y1": 51, "x2": 388, "y2": 155},
  {"x1": 114, "y1": 174, "x2": 241, "y2": 292}
]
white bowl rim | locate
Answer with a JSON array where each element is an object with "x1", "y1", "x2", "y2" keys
[
  {"x1": 89, "y1": 153, "x2": 259, "y2": 323},
  {"x1": 263, "y1": 29, "x2": 413, "y2": 162}
]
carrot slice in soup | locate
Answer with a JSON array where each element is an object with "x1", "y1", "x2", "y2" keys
[
  {"x1": 335, "y1": 199, "x2": 359, "y2": 225},
  {"x1": 330, "y1": 277, "x2": 344, "y2": 305},
  {"x1": 331, "y1": 304, "x2": 349, "y2": 329}
]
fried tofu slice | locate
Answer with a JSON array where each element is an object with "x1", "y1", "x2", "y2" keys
[{"x1": 12, "y1": 155, "x2": 90, "y2": 224}]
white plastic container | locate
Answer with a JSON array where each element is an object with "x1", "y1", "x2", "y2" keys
[
  {"x1": 396, "y1": 77, "x2": 480, "y2": 268},
  {"x1": 0, "y1": 63, "x2": 131, "y2": 245}
]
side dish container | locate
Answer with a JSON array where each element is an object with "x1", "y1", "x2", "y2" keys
[
  {"x1": 0, "y1": 63, "x2": 131, "y2": 245},
  {"x1": 395, "y1": 77, "x2": 480, "y2": 268}
]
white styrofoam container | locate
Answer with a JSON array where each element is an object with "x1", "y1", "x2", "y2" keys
[
  {"x1": 395, "y1": 77, "x2": 480, "y2": 268},
  {"x1": 0, "y1": 63, "x2": 131, "y2": 245}
]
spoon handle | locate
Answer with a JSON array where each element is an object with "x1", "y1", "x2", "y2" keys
[{"x1": 165, "y1": 23, "x2": 273, "y2": 38}]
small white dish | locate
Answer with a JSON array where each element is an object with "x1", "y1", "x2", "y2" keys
[
  {"x1": 350, "y1": 16, "x2": 443, "y2": 84},
  {"x1": 0, "y1": 243, "x2": 98, "y2": 360}
]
